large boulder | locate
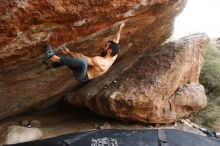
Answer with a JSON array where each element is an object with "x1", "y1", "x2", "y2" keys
[
  {"x1": 0, "y1": 0, "x2": 186, "y2": 120},
  {"x1": 66, "y1": 34, "x2": 209, "y2": 123}
]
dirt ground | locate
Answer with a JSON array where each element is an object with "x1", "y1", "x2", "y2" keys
[{"x1": 0, "y1": 101, "x2": 206, "y2": 145}]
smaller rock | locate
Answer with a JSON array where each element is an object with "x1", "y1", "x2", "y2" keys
[
  {"x1": 30, "y1": 120, "x2": 41, "y2": 128},
  {"x1": 4, "y1": 125, "x2": 43, "y2": 145},
  {"x1": 217, "y1": 133, "x2": 220, "y2": 138},
  {"x1": 94, "y1": 124, "x2": 99, "y2": 129},
  {"x1": 145, "y1": 124, "x2": 154, "y2": 128},
  {"x1": 99, "y1": 122, "x2": 111, "y2": 129},
  {"x1": 21, "y1": 120, "x2": 30, "y2": 127}
]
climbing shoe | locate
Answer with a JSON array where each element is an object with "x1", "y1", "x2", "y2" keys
[{"x1": 46, "y1": 45, "x2": 55, "y2": 58}]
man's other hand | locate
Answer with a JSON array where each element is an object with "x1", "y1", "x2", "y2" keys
[{"x1": 60, "y1": 46, "x2": 70, "y2": 54}]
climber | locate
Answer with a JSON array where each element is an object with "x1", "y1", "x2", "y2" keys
[{"x1": 45, "y1": 22, "x2": 125, "y2": 82}]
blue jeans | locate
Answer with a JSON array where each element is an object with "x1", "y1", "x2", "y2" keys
[{"x1": 60, "y1": 56, "x2": 89, "y2": 82}]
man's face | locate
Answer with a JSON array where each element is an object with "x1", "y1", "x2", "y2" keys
[
  {"x1": 101, "y1": 42, "x2": 110, "y2": 57},
  {"x1": 104, "y1": 42, "x2": 110, "y2": 51}
]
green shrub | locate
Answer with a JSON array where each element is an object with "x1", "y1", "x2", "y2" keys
[
  {"x1": 190, "y1": 40, "x2": 220, "y2": 131},
  {"x1": 200, "y1": 41, "x2": 220, "y2": 97},
  {"x1": 190, "y1": 100, "x2": 220, "y2": 130}
]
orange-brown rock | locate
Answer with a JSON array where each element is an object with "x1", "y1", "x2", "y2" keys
[
  {"x1": 66, "y1": 34, "x2": 209, "y2": 123},
  {"x1": 0, "y1": 0, "x2": 186, "y2": 120}
]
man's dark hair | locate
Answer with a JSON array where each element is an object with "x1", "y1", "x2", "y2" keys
[{"x1": 108, "y1": 41, "x2": 119, "y2": 56}]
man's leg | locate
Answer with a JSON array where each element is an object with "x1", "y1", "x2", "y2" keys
[
  {"x1": 59, "y1": 56, "x2": 88, "y2": 82},
  {"x1": 45, "y1": 45, "x2": 88, "y2": 82},
  {"x1": 45, "y1": 45, "x2": 64, "y2": 68},
  {"x1": 46, "y1": 45, "x2": 82, "y2": 65},
  {"x1": 59, "y1": 56, "x2": 86, "y2": 69},
  {"x1": 48, "y1": 54, "x2": 86, "y2": 71}
]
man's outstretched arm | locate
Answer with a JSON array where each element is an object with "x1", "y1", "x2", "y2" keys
[{"x1": 112, "y1": 22, "x2": 125, "y2": 44}]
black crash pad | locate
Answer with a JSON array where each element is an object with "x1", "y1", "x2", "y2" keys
[{"x1": 5, "y1": 129, "x2": 220, "y2": 146}]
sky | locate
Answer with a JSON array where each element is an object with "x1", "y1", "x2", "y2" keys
[{"x1": 173, "y1": 0, "x2": 220, "y2": 39}]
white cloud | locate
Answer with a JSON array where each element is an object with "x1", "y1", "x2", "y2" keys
[{"x1": 173, "y1": 0, "x2": 220, "y2": 39}]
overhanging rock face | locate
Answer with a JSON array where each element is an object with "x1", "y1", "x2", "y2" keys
[
  {"x1": 67, "y1": 34, "x2": 209, "y2": 123},
  {"x1": 0, "y1": 0, "x2": 187, "y2": 120}
]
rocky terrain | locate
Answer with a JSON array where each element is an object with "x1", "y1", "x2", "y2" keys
[
  {"x1": 0, "y1": 0, "x2": 208, "y2": 126},
  {"x1": 0, "y1": 0, "x2": 188, "y2": 120},
  {"x1": 0, "y1": 102, "x2": 207, "y2": 145},
  {"x1": 0, "y1": 0, "x2": 213, "y2": 145},
  {"x1": 67, "y1": 34, "x2": 208, "y2": 123}
]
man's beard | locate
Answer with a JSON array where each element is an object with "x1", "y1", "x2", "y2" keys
[{"x1": 100, "y1": 49, "x2": 107, "y2": 57}]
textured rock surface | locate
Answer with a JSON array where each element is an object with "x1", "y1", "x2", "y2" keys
[
  {"x1": 0, "y1": 0, "x2": 186, "y2": 120},
  {"x1": 66, "y1": 34, "x2": 209, "y2": 123}
]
